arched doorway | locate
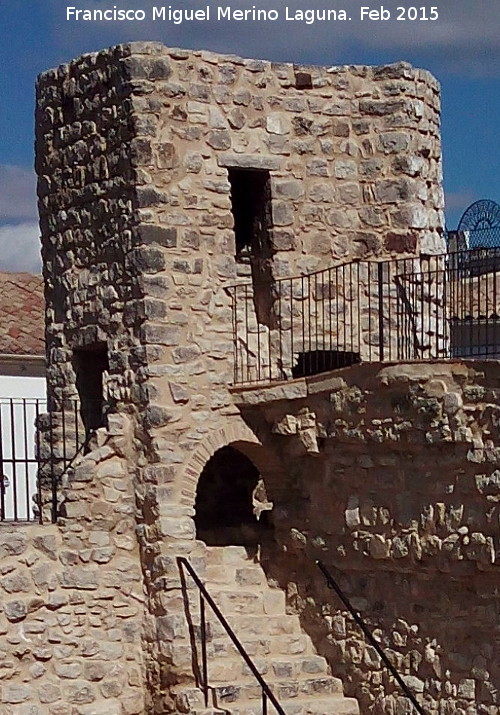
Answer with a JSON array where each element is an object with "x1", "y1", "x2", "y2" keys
[{"x1": 194, "y1": 445, "x2": 273, "y2": 546}]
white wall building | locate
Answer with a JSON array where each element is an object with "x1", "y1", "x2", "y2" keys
[{"x1": 0, "y1": 272, "x2": 45, "y2": 520}]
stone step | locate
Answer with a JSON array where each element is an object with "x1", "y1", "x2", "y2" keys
[
  {"x1": 211, "y1": 676, "x2": 344, "y2": 704},
  {"x1": 176, "y1": 546, "x2": 357, "y2": 715},
  {"x1": 223, "y1": 695, "x2": 360, "y2": 715},
  {"x1": 206, "y1": 614, "x2": 302, "y2": 640},
  {"x1": 204, "y1": 546, "x2": 259, "y2": 565},
  {"x1": 209, "y1": 633, "x2": 313, "y2": 659},
  {"x1": 196, "y1": 588, "x2": 286, "y2": 618},
  {"x1": 204, "y1": 654, "x2": 330, "y2": 683},
  {"x1": 168, "y1": 632, "x2": 314, "y2": 671},
  {"x1": 179, "y1": 584, "x2": 284, "y2": 612},
  {"x1": 176, "y1": 687, "x2": 358, "y2": 715},
  {"x1": 192, "y1": 614, "x2": 302, "y2": 643},
  {"x1": 204, "y1": 563, "x2": 268, "y2": 588}
]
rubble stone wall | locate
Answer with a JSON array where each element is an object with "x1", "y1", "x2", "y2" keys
[
  {"x1": 36, "y1": 45, "x2": 144, "y2": 407},
  {"x1": 36, "y1": 38, "x2": 445, "y2": 421},
  {"x1": 233, "y1": 361, "x2": 500, "y2": 715},
  {"x1": 0, "y1": 415, "x2": 146, "y2": 715}
]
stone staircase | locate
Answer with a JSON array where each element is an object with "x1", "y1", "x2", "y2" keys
[{"x1": 174, "y1": 545, "x2": 359, "y2": 715}]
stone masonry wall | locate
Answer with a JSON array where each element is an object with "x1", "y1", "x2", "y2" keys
[
  {"x1": 36, "y1": 38, "x2": 445, "y2": 450},
  {"x1": 35, "y1": 42, "x2": 445, "y2": 712},
  {"x1": 0, "y1": 414, "x2": 146, "y2": 715},
  {"x1": 233, "y1": 361, "x2": 500, "y2": 715}
]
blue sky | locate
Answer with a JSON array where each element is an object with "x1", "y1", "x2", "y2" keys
[{"x1": 0, "y1": 0, "x2": 499, "y2": 270}]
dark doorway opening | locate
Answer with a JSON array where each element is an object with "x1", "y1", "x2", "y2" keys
[
  {"x1": 195, "y1": 446, "x2": 273, "y2": 546},
  {"x1": 73, "y1": 344, "x2": 109, "y2": 441},
  {"x1": 228, "y1": 168, "x2": 277, "y2": 328},
  {"x1": 228, "y1": 168, "x2": 272, "y2": 263}
]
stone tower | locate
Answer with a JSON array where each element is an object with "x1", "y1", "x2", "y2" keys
[{"x1": 34, "y1": 42, "x2": 445, "y2": 713}]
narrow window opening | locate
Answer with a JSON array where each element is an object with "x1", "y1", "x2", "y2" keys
[
  {"x1": 228, "y1": 168, "x2": 272, "y2": 263},
  {"x1": 228, "y1": 168, "x2": 277, "y2": 328},
  {"x1": 61, "y1": 95, "x2": 75, "y2": 125},
  {"x1": 73, "y1": 344, "x2": 109, "y2": 440},
  {"x1": 295, "y1": 71, "x2": 313, "y2": 89}
]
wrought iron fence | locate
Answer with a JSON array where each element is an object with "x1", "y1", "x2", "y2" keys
[
  {"x1": 229, "y1": 247, "x2": 500, "y2": 385},
  {"x1": 0, "y1": 398, "x2": 103, "y2": 524},
  {"x1": 0, "y1": 399, "x2": 46, "y2": 523}
]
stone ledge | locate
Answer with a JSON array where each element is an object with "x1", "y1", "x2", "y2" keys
[
  {"x1": 217, "y1": 153, "x2": 282, "y2": 170},
  {"x1": 231, "y1": 378, "x2": 307, "y2": 405},
  {"x1": 232, "y1": 359, "x2": 500, "y2": 406}
]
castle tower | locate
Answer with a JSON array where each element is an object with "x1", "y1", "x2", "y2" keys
[{"x1": 34, "y1": 42, "x2": 444, "y2": 713}]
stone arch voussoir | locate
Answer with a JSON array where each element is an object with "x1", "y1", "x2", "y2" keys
[{"x1": 180, "y1": 418, "x2": 284, "y2": 511}]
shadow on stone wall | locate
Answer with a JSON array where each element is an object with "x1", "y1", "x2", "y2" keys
[{"x1": 236, "y1": 361, "x2": 500, "y2": 715}]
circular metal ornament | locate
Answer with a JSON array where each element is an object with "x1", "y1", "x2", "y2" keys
[{"x1": 457, "y1": 199, "x2": 500, "y2": 231}]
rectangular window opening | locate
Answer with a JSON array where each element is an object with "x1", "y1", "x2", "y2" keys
[
  {"x1": 228, "y1": 168, "x2": 278, "y2": 329},
  {"x1": 73, "y1": 344, "x2": 109, "y2": 441},
  {"x1": 228, "y1": 168, "x2": 272, "y2": 263}
]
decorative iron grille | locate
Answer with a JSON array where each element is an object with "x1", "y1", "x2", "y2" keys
[{"x1": 446, "y1": 227, "x2": 500, "y2": 252}]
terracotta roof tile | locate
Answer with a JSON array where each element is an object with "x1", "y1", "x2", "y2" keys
[{"x1": 0, "y1": 272, "x2": 45, "y2": 357}]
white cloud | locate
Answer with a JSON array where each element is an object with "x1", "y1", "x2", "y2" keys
[
  {"x1": 0, "y1": 166, "x2": 37, "y2": 223},
  {"x1": 47, "y1": 0, "x2": 500, "y2": 77},
  {"x1": 445, "y1": 190, "x2": 477, "y2": 213},
  {"x1": 0, "y1": 223, "x2": 42, "y2": 273}
]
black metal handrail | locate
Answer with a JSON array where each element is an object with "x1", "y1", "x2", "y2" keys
[
  {"x1": 177, "y1": 556, "x2": 286, "y2": 715},
  {"x1": 316, "y1": 560, "x2": 426, "y2": 715}
]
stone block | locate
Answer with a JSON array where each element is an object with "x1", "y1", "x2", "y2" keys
[
  {"x1": 60, "y1": 568, "x2": 98, "y2": 590},
  {"x1": 158, "y1": 516, "x2": 195, "y2": 539},
  {"x1": 217, "y1": 153, "x2": 281, "y2": 170},
  {"x1": 77, "y1": 701, "x2": 122, "y2": 715},
  {"x1": 121, "y1": 694, "x2": 144, "y2": 715},
  {"x1": 172, "y1": 345, "x2": 202, "y2": 363},
  {"x1": 137, "y1": 224, "x2": 177, "y2": 248},
  {"x1": 207, "y1": 130, "x2": 231, "y2": 150},
  {"x1": 4, "y1": 600, "x2": 27, "y2": 622},
  {"x1": 263, "y1": 590, "x2": 286, "y2": 615},
  {"x1": 132, "y1": 246, "x2": 167, "y2": 274},
  {"x1": 139, "y1": 323, "x2": 180, "y2": 346},
  {"x1": 0, "y1": 685, "x2": 30, "y2": 706},
  {"x1": 0, "y1": 533, "x2": 27, "y2": 558}
]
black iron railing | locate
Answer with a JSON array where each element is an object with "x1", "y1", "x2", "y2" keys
[
  {"x1": 177, "y1": 556, "x2": 286, "y2": 715},
  {"x1": 229, "y1": 247, "x2": 500, "y2": 384},
  {"x1": 0, "y1": 399, "x2": 46, "y2": 523},
  {"x1": 316, "y1": 561, "x2": 426, "y2": 715},
  {"x1": 0, "y1": 398, "x2": 107, "y2": 524}
]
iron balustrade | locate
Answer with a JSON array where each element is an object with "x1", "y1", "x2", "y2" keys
[
  {"x1": 0, "y1": 398, "x2": 107, "y2": 524},
  {"x1": 316, "y1": 560, "x2": 427, "y2": 715},
  {"x1": 229, "y1": 247, "x2": 500, "y2": 384},
  {"x1": 177, "y1": 556, "x2": 286, "y2": 715}
]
